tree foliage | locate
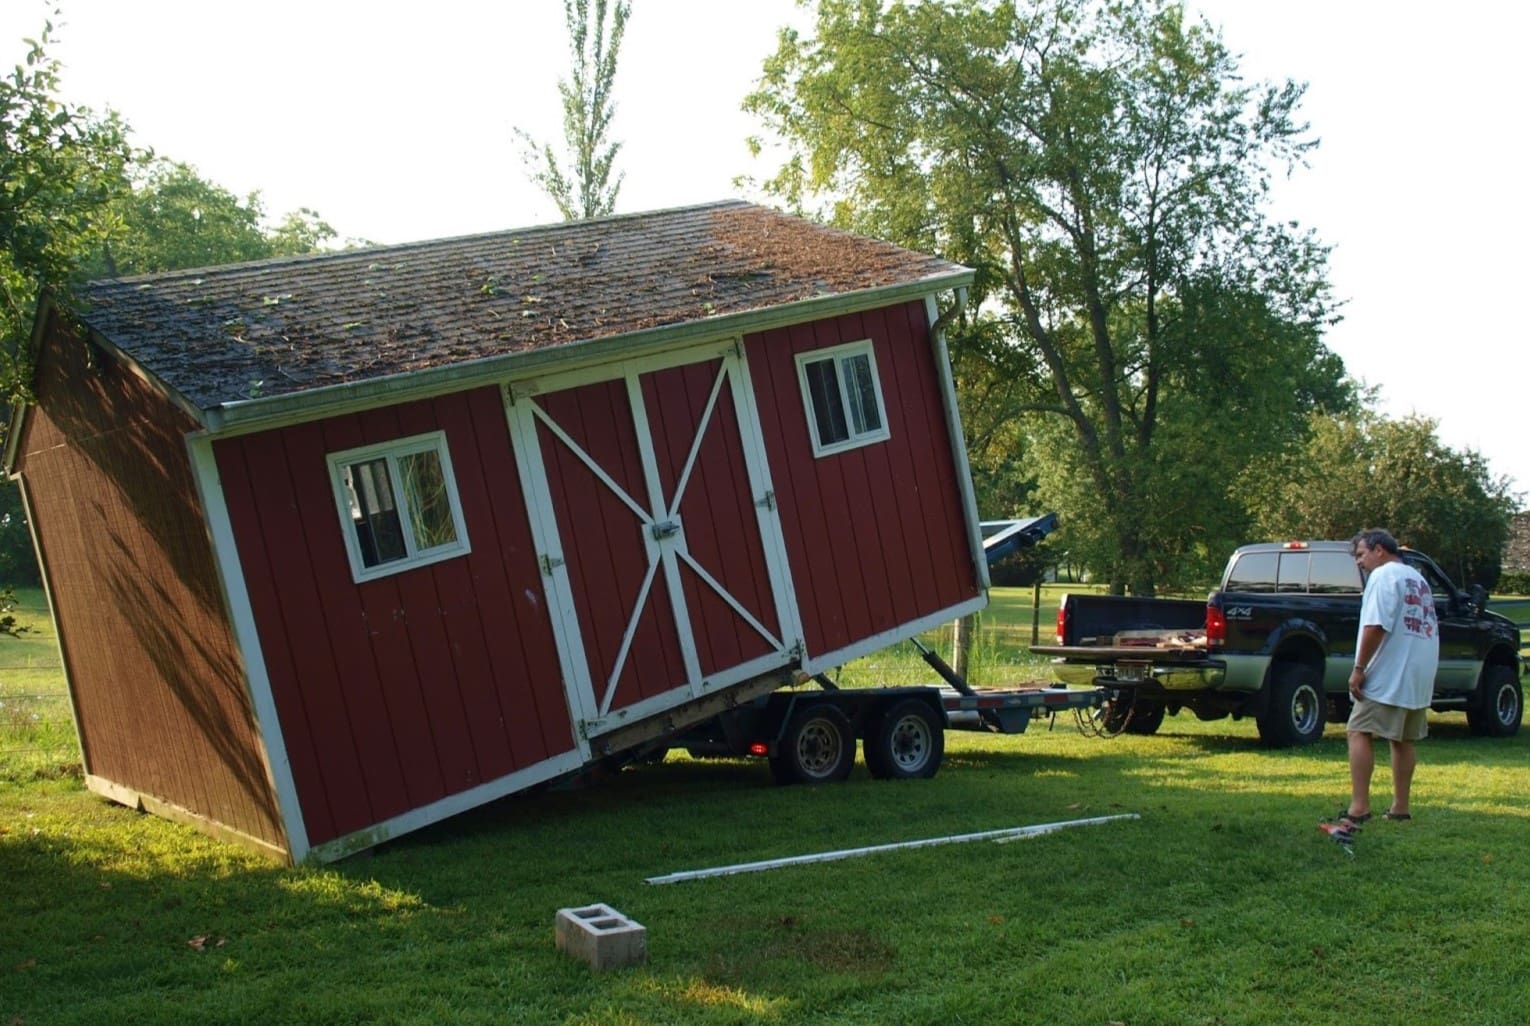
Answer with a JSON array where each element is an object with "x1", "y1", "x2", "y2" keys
[
  {"x1": 2, "y1": 15, "x2": 337, "y2": 591},
  {"x1": 515, "y1": 0, "x2": 630, "y2": 220},
  {"x1": 746, "y1": 0, "x2": 1355, "y2": 593},
  {"x1": 1242, "y1": 412, "x2": 1520, "y2": 589},
  {"x1": 82, "y1": 159, "x2": 336, "y2": 278},
  {"x1": 2, "y1": 11, "x2": 136, "y2": 399}
]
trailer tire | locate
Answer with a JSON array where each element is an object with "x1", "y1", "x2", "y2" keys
[
  {"x1": 864, "y1": 699, "x2": 944, "y2": 780},
  {"x1": 769, "y1": 704, "x2": 856, "y2": 785},
  {"x1": 1256, "y1": 663, "x2": 1326, "y2": 748},
  {"x1": 1466, "y1": 664, "x2": 1522, "y2": 738}
]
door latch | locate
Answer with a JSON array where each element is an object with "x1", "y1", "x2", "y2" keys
[{"x1": 651, "y1": 520, "x2": 681, "y2": 540}]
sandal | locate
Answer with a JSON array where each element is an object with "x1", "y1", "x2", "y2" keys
[
  {"x1": 1383, "y1": 811, "x2": 1412, "y2": 821},
  {"x1": 1323, "y1": 809, "x2": 1372, "y2": 827}
]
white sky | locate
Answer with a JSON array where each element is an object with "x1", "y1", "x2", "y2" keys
[{"x1": 5, "y1": 0, "x2": 1526, "y2": 501}]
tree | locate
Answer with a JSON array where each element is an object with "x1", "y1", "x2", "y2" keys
[
  {"x1": 1242, "y1": 412, "x2": 1520, "y2": 589},
  {"x1": 515, "y1": 0, "x2": 630, "y2": 220},
  {"x1": 2, "y1": 11, "x2": 136, "y2": 402},
  {"x1": 3, "y1": 20, "x2": 336, "y2": 591},
  {"x1": 746, "y1": 0, "x2": 1354, "y2": 593},
  {"x1": 82, "y1": 159, "x2": 337, "y2": 278}
]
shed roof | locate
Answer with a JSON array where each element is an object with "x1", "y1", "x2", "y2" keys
[{"x1": 69, "y1": 200, "x2": 970, "y2": 420}]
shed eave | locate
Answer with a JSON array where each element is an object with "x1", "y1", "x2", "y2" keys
[{"x1": 201, "y1": 268, "x2": 974, "y2": 436}]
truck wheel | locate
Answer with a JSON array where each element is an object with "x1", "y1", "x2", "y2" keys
[
  {"x1": 1257, "y1": 663, "x2": 1326, "y2": 748},
  {"x1": 769, "y1": 704, "x2": 856, "y2": 785},
  {"x1": 864, "y1": 699, "x2": 944, "y2": 780},
  {"x1": 1466, "y1": 665, "x2": 1522, "y2": 738},
  {"x1": 1101, "y1": 695, "x2": 1165, "y2": 735},
  {"x1": 1125, "y1": 701, "x2": 1166, "y2": 735}
]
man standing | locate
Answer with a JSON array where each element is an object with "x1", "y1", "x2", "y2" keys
[{"x1": 1327, "y1": 528, "x2": 1440, "y2": 837}]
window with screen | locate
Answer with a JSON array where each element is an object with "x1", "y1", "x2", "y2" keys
[
  {"x1": 795, "y1": 340, "x2": 891, "y2": 457},
  {"x1": 327, "y1": 431, "x2": 469, "y2": 581}
]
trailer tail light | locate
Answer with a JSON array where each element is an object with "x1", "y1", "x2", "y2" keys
[
  {"x1": 748, "y1": 742, "x2": 769, "y2": 757},
  {"x1": 1205, "y1": 604, "x2": 1226, "y2": 648},
  {"x1": 1056, "y1": 599, "x2": 1071, "y2": 645}
]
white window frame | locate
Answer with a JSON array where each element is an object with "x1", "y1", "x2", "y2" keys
[
  {"x1": 326, "y1": 431, "x2": 471, "y2": 583},
  {"x1": 793, "y1": 339, "x2": 892, "y2": 457}
]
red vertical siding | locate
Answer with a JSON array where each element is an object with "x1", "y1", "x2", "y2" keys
[
  {"x1": 214, "y1": 386, "x2": 573, "y2": 847},
  {"x1": 461, "y1": 388, "x2": 568, "y2": 762},
  {"x1": 13, "y1": 317, "x2": 284, "y2": 849},
  {"x1": 745, "y1": 300, "x2": 978, "y2": 658}
]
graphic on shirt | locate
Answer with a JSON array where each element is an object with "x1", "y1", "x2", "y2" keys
[{"x1": 1402, "y1": 577, "x2": 1436, "y2": 639}]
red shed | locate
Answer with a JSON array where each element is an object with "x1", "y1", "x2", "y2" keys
[{"x1": 5, "y1": 201, "x2": 985, "y2": 863}]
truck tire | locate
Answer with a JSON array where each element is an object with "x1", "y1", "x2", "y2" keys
[
  {"x1": 1257, "y1": 663, "x2": 1326, "y2": 748},
  {"x1": 1466, "y1": 664, "x2": 1522, "y2": 738},
  {"x1": 863, "y1": 699, "x2": 944, "y2": 780},
  {"x1": 1102, "y1": 696, "x2": 1166, "y2": 735},
  {"x1": 769, "y1": 703, "x2": 856, "y2": 785}
]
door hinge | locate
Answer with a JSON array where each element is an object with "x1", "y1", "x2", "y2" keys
[
  {"x1": 539, "y1": 553, "x2": 565, "y2": 575},
  {"x1": 757, "y1": 490, "x2": 776, "y2": 511}
]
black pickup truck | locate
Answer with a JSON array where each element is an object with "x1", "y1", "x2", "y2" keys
[{"x1": 1032, "y1": 541, "x2": 1524, "y2": 747}]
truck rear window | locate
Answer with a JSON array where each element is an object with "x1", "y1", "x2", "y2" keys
[
  {"x1": 1276, "y1": 552, "x2": 1310, "y2": 593},
  {"x1": 1225, "y1": 549, "x2": 1361, "y2": 595},
  {"x1": 1226, "y1": 552, "x2": 1278, "y2": 592},
  {"x1": 1309, "y1": 552, "x2": 1362, "y2": 594}
]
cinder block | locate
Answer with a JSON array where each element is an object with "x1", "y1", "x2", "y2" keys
[{"x1": 555, "y1": 903, "x2": 647, "y2": 970}]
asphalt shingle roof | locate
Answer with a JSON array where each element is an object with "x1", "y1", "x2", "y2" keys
[{"x1": 74, "y1": 200, "x2": 968, "y2": 412}]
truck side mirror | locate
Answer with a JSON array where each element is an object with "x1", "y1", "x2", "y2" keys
[{"x1": 1467, "y1": 584, "x2": 1488, "y2": 616}]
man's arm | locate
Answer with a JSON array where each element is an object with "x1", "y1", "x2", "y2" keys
[{"x1": 1349, "y1": 623, "x2": 1388, "y2": 700}]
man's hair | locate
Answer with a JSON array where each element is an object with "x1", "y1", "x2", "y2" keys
[{"x1": 1351, "y1": 528, "x2": 1400, "y2": 556}]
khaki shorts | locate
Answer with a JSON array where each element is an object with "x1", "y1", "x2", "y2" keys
[{"x1": 1348, "y1": 698, "x2": 1429, "y2": 742}]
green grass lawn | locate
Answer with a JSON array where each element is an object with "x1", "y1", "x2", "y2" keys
[
  {"x1": 3, "y1": 586, "x2": 1528, "y2": 1025},
  {"x1": 1489, "y1": 597, "x2": 1530, "y2": 665},
  {"x1": 0, "y1": 587, "x2": 73, "y2": 782}
]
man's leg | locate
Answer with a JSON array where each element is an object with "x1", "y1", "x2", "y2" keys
[
  {"x1": 1347, "y1": 729, "x2": 1375, "y2": 818},
  {"x1": 1388, "y1": 739, "x2": 1416, "y2": 816}
]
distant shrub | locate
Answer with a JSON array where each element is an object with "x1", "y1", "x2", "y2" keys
[{"x1": 1494, "y1": 570, "x2": 1530, "y2": 597}]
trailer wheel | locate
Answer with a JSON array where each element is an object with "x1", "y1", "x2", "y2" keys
[
  {"x1": 1466, "y1": 664, "x2": 1522, "y2": 738},
  {"x1": 864, "y1": 699, "x2": 944, "y2": 780},
  {"x1": 1256, "y1": 663, "x2": 1326, "y2": 747},
  {"x1": 769, "y1": 704, "x2": 856, "y2": 785}
]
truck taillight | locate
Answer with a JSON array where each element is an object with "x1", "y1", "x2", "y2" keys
[
  {"x1": 1205, "y1": 605, "x2": 1226, "y2": 648},
  {"x1": 1056, "y1": 600, "x2": 1070, "y2": 645}
]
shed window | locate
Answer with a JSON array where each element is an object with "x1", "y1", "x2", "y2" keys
[
  {"x1": 328, "y1": 432, "x2": 469, "y2": 581},
  {"x1": 795, "y1": 340, "x2": 891, "y2": 457}
]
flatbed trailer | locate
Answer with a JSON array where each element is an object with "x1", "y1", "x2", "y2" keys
[
  {"x1": 669, "y1": 662, "x2": 1101, "y2": 784},
  {"x1": 660, "y1": 516, "x2": 1104, "y2": 784}
]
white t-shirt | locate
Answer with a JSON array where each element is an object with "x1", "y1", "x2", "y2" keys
[{"x1": 1358, "y1": 559, "x2": 1440, "y2": 709}]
